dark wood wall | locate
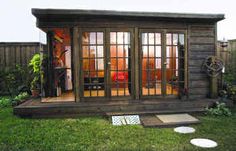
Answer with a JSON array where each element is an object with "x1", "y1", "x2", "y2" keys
[
  {"x1": 188, "y1": 24, "x2": 216, "y2": 99},
  {"x1": 0, "y1": 42, "x2": 46, "y2": 70}
]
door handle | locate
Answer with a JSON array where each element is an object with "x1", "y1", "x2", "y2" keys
[{"x1": 107, "y1": 62, "x2": 111, "y2": 65}]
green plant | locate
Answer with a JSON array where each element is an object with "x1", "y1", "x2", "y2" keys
[
  {"x1": 0, "y1": 65, "x2": 30, "y2": 96},
  {"x1": 29, "y1": 54, "x2": 41, "y2": 90},
  {"x1": 11, "y1": 92, "x2": 30, "y2": 106},
  {"x1": 222, "y1": 83, "x2": 236, "y2": 103},
  {"x1": 206, "y1": 102, "x2": 232, "y2": 116},
  {"x1": 0, "y1": 97, "x2": 11, "y2": 108}
]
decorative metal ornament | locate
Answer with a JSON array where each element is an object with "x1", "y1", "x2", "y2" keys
[{"x1": 202, "y1": 56, "x2": 224, "y2": 77}]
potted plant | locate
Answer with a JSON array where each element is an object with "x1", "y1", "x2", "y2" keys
[{"x1": 29, "y1": 54, "x2": 41, "y2": 97}]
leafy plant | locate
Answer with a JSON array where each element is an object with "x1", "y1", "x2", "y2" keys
[
  {"x1": 206, "y1": 102, "x2": 232, "y2": 116},
  {"x1": 0, "y1": 65, "x2": 30, "y2": 96},
  {"x1": 12, "y1": 92, "x2": 30, "y2": 106},
  {"x1": 221, "y1": 82, "x2": 236, "y2": 103},
  {"x1": 29, "y1": 54, "x2": 41, "y2": 90},
  {"x1": 0, "y1": 97, "x2": 11, "y2": 108}
]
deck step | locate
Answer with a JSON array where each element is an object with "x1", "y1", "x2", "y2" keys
[
  {"x1": 14, "y1": 99, "x2": 220, "y2": 118},
  {"x1": 105, "y1": 108, "x2": 205, "y2": 116}
]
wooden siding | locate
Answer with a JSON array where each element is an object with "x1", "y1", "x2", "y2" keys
[
  {"x1": 0, "y1": 42, "x2": 46, "y2": 70},
  {"x1": 188, "y1": 24, "x2": 216, "y2": 99}
]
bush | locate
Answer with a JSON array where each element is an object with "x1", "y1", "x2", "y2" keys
[
  {"x1": 0, "y1": 97, "x2": 12, "y2": 108},
  {"x1": 0, "y1": 65, "x2": 31, "y2": 96},
  {"x1": 221, "y1": 83, "x2": 236, "y2": 103},
  {"x1": 206, "y1": 102, "x2": 232, "y2": 116},
  {"x1": 0, "y1": 92, "x2": 30, "y2": 108},
  {"x1": 12, "y1": 92, "x2": 30, "y2": 106}
]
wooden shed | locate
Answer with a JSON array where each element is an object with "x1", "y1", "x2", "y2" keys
[{"x1": 14, "y1": 9, "x2": 224, "y2": 117}]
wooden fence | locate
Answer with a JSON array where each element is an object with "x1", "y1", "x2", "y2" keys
[
  {"x1": 0, "y1": 42, "x2": 46, "y2": 70},
  {"x1": 217, "y1": 40, "x2": 236, "y2": 71}
]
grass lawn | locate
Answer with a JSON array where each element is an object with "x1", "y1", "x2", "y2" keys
[{"x1": 0, "y1": 106, "x2": 236, "y2": 151}]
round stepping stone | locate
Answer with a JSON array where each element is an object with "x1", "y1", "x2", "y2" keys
[
  {"x1": 174, "y1": 126, "x2": 195, "y2": 134},
  {"x1": 190, "y1": 138, "x2": 217, "y2": 148}
]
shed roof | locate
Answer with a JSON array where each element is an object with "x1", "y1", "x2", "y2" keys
[{"x1": 32, "y1": 8, "x2": 224, "y2": 21}]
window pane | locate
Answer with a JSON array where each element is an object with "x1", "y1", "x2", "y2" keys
[
  {"x1": 149, "y1": 46, "x2": 154, "y2": 57},
  {"x1": 90, "y1": 46, "x2": 96, "y2": 57},
  {"x1": 117, "y1": 45, "x2": 124, "y2": 57},
  {"x1": 124, "y1": 32, "x2": 130, "y2": 44},
  {"x1": 82, "y1": 32, "x2": 89, "y2": 44},
  {"x1": 173, "y1": 34, "x2": 178, "y2": 45},
  {"x1": 124, "y1": 45, "x2": 129, "y2": 58},
  {"x1": 97, "y1": 32, "x2": 103, "y2": 44},
  {"x1": 97, "y1": 46, "x2": 103, "y2": 58},
  {"x1": 117, "y1": 32, "x2": 123, "y2": 44},
  {"x1": 142, "y1": 46, "x2": 148, "y2": 57},
  {"x1": 110, "y1": 46, "x2": 116, "y2": 57},
  {"x1": 110, "y1": 58, "x2": 117, "y2": 70},
  {"x1": 166, "y1": 46, "x2": 172, "y2": 57},
  {"x1": 179, "y1": 34, "x2": 185, "y2": 45},
  {"x1": 82, "y1": 46, "x2": 89, "y2": 58},
  {"x1": 174, "y1": 46, "x2": 178, "y2": 58},
  {"x1": 97, "y1": 59, "x2": 104, "y2": 70},
  {"x1": 155, "y1": 33, "x2": 161, "y2": 45},
  {"x1": 149, "y1": 33, "x2": 155, "y2": 44},
  {"x1": 142, "y1": 33, "x2": 148, "y2": 45},
  {"x1": 156, "y1": 58, "x2": 161, "y2": 69},
  {"x1": 155, "y1": 46, "x2": 161, "y2": 57},
  {"x1": 89, "y1": 32, "x2": 96, "y2": 44},
  {"x1": 166, "y1": 33, "x2": 172, "y2": 45},
  {"x1": 83, "y1": 59, "x2": 89, "y2": 71},
  {"x1": 110, "y1": 32, "x2": 116, "y2": 44}
]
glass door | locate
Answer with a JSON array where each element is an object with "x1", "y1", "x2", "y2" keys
[
  {"x1": 80, "y1": 29, "x2": 134, "y2": 100},
  {"x1": 108, "y1": 31, "x2": 133, "y2": 98},
  {"x1": 81, "y1": 31, "x2": 105, "y2": 98},
  {"x1": 140, "y1": 30, "x2": 186, "y2": 98},
  {"x1": 140, "y1": 32, "x2": 163, "y2": 96},
  {"x1": 165, "y1": 32, "x2": 185, "y2": 96}
]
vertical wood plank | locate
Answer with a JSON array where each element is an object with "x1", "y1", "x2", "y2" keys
[
  {"x1": 5, "y1": 46, "x2": 10, "y2": 68},
  {"x1": 0, "y1": 46, "x2": 5, "y2": 70},
  {"x1": 134, "y1": 27, "x2": 139, "y2": 100},
  {"x1": 72, "y1": 27, "x2": 80, "y2": 102},
  {"x1": 15, "y1": 46, "x2": 21, "y2": 65}
]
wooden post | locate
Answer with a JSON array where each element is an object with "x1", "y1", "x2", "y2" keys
[
  {"x1": 210, "y1": 76, "x2": 218, "y2": 98},
  {"x1": 134, "y1": 27, "x2": 139, "y2": 100},
  {"x1": 46, "y1": 31, "x2": 55, "y2": 97},
  {"x1": 72, "y1": 27, "x2": 80, "y2": 102}
]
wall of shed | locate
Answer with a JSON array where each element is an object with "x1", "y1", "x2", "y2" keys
[{"x1": 188, "y1": 23, "x2": 216, "y2": 99}]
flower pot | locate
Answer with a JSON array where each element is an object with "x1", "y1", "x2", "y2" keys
[{"x1": 31, "y1": 89, "x2": 40, "y2": 97}]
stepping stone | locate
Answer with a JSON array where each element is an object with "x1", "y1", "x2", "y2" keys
[
  {"x1": 190, "y1": 138, "x2": 218, "y2": 148},
  {"x1": 112, "y1": 115, "x2": 140, "y2": 126},
  {"x1": 174, "y1": 126, "x2": 195, "y2": 134},
  {"x1": 156, "y1": 113, "x2": 199, "y2": 124}
]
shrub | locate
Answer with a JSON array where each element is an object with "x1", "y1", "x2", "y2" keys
[
  {"x1": 0, "y1": 97, "x2": 12, "y2": 108},
  {"x1": 206, "y1": 102, "x2": 232, "y2": 116},
  {"x1": 0, "y1": 92, "x2": 30, "y2": 108},
  {"x1": 12, "y1": 92, "x2": 30, "y2": 106},
  {"x1": 0, "y1": 65, "x2": 31, "y2": 96}
]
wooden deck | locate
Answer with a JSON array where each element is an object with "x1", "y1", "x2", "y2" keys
[{"x1": 13, "y1": 98, "x2": 218, "y2": 118}]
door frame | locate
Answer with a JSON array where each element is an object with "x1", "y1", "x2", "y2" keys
[
  {"x1": 139, "y1": 29, "x2": 188, "y2": 99},
  {"x1": 106, "y1": 28, "x2": 135, "y2": 100},
  {"x1": 78, "y1": 28, "x2": 135, "y2": 101}
]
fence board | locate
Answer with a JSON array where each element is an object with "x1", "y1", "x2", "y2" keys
[{"x1": 0, "y1": 42, "x2": 46, "y2": 69}]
